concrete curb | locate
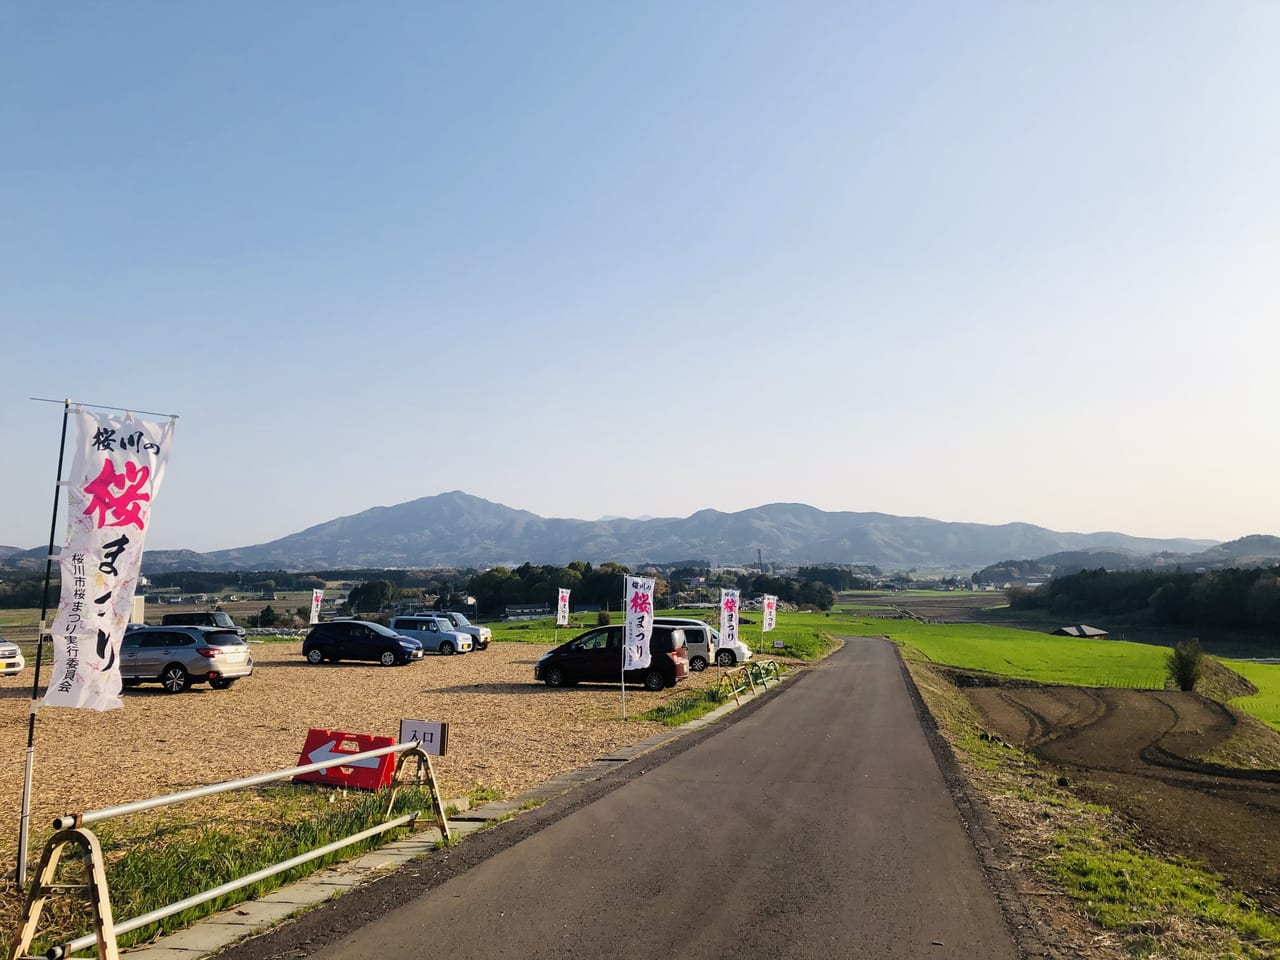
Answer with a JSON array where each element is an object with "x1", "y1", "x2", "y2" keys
[{"x1": 118, "y1": 673, "x2": 789, "y2": 959}]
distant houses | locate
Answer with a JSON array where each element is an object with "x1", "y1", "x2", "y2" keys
[
  {"x1": 1052, "y1": 624, "x2": 1109, "y2": 639},
  {"x1": 504, "y1": 603, "x2": 552, "y2": 620}
]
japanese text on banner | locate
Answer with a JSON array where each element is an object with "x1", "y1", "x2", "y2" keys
[
  {"x1": 44, "y1": 411, "x2": 175, "y2": 711},
  {"x1": 556, "y1": 587, "x2": 571, "y2": 627},
  {"x1": 762, "y1": 594, "x2": 777, "y2": 633},
  {"x1": 720, "y1": 588, "x2": 741, "y2": 651},
  {"x1": 624, "y1": 576, "x2": 655, "y2": 670}
]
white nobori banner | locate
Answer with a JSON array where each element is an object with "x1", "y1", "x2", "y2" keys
[
  {"x1": 762, "y1": 594, "x2": 778, "y2": 632},
  {"x1": 310, "y1": 589, "x2": 324, "y2": 625},
  {"x1": 720, "y1": 588, "x2": 741, "y2": 652},
  {"x1": 45, "y1": 410, "x2": 175, "y2": 711},
  {"x1": 623, "y1": 576, "x2": 655, "y2": 670},
  {"x1": 556, "y1": 587, "x2": 570, "y2": 627}
]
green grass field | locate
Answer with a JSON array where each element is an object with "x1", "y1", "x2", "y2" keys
[
  {"x1": 1223, "y1": 660, "x2": 1280, "y2": 731},
  {"x1": 809, "y1": 612, "x2": 1170, "y2": 688}
]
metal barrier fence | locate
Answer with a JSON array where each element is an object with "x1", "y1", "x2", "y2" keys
[
  {"x1": 8, "y1": 741, "x2": 449, "y2": 960},
  {"x1": 717, "y1": 659, "x2": 784, "y2": 705}
]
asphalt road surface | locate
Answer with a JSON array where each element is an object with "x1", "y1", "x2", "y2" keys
[{"x1": 310, "y1": 638, "x2": 1018, "y2": 960}]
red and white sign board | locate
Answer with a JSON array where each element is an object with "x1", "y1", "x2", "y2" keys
[{"x1": 294, "y1": 728, "x2": 396, "y2": 791}]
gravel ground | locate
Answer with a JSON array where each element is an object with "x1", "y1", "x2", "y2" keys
[{"x1": 0, "y1": 640, "x2": 739, "y2": 875}]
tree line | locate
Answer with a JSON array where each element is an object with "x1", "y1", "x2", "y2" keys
[
  {"x1": 1010, "y1": 566, "x2": 1280, "y2": 635},
  {"x1": 0, "y1": 561, "x2": 840, "y2": 615}
]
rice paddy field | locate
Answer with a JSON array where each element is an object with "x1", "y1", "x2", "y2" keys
[
  {"x1": 1224, "y1": 659, "x2": 1280, "y2": 731},
  {"x1": 808, "y1": 599, "x2": 1280, "y2": 731},
  {"x1": 849, "y1": 617, "x2": 1168, "y2": 688}
]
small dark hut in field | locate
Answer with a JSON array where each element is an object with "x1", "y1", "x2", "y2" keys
[{"x1": 1052, "y1": 624, "x2": 1109, "y2": 639}]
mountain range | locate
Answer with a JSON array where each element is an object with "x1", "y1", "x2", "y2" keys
[{"x1": 0, "y1": 491, "x2": 1236, "y2": 573}]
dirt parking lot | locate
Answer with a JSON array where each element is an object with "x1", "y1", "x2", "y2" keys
[{"x1": 0, "y1": 640, "x2": 741, "y2": 876}]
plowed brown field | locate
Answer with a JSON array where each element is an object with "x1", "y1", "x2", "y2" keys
[{"x1": 968, "y1": 683, "x2": 1280, "y2": 912}]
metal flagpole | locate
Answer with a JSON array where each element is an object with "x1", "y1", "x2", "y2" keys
[
  {"x1": 18, "y1": 398, "x2": 71, "y2": 885},
  {"x1": 619, "y1": 599, "x2": 627, "y2": 721}
]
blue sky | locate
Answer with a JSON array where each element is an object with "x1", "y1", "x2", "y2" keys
[{"x1": 2, "y1": 2, "x2": 1277, "y2": 552}]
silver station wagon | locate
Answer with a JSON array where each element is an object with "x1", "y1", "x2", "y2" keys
[{"x1": 121, "y1": 625, "x2": 254, "y2": 693}]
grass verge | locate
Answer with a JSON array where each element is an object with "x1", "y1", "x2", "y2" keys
[
  {"x1": 637, "y1": 685, "x2": 731, "y2": 726},
  {"x1": 1, "y1": 783, "x2": 458, "y2": 959}
]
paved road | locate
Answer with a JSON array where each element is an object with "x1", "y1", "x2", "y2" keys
[{"x1": 315, "y1": 639, "x2": 1019, "y2": 959}]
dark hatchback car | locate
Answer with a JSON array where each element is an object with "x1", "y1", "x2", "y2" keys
[
  {"x1": 302, "y1": 620, "x2": 424, "y2": 666},
  {"x1": 534, "y1": 623, "x2": 689, "y2": 691}
]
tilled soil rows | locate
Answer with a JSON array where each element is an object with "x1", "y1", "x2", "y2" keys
[
  {"x1": 968, "y1": 684, "x2": 1280, "y2": 913},
  {"x1": 0, "y1": 640, "x2": 736, "y2": 876}
]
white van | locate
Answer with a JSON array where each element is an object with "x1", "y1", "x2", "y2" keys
[{"x1": 654, "y1": 617, "x2": 753, "y2": 669}]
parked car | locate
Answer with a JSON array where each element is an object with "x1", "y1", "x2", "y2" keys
[
  {"x1": 303, "y1": 620, "x2": 424, "y2": 666},
  {"x1": 120, "y1": 625, "x2": 253, "y2": 693},
  {"x1": 0, "y1": 636, "x2": 26, "y2": 677},
  {"x1": 534, "y1": 623, "x2": 689, "y2": 690},
  {"x1": 160, "y1": 610, "x2": 246, "y2": 639},
  {"x1": 436, "y1": 611, "x2": 491, "y2": 650},
  {"x1": 653, "y1": 617, "x2": 718, "y2": 671},
  {"x1": 660, "y1": 616, "x2": 753, "y2": 667},
  {"x1": 388, "y1": 615, "x2": 472, "y2": 655}
]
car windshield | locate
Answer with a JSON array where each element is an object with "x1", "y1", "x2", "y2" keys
[
  {"x1": 449, "y1": 612, "x2": 472, "y2": 627},
  {"x1": 368, "y1": 622, "x2": 400, "y2": 638},
  {"x1": 205, "y1": 630, "x2": 245, "y2": 645},
  {"x1": 212, "y1": 612, "x2": 236, "y2": 628}
]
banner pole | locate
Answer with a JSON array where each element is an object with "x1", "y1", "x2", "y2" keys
[
  {"x1": 18, "y1": 399, "x2": 71, "y2": 885},
  {"x1": 620, "y1": 596, "x2": 627, "y2": 721}
]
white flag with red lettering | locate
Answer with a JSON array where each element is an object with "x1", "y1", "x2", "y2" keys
[
  {"x1": 623, "y1": 576, "x2": 655, "y2": 670},
  {"x1": 720, "y1": 589, "x2": 741, "y2": 652},
  {"x1": 556, "y1": 587, "x2": 570, "y2": 627},
  {"x1": 762, "y1": 594, "x2": 778, "y2": 633},
  {"x1": 44, "y1": 410, "x2": 175, "y2": 711}
]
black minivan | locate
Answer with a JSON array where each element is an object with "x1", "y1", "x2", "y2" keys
[
  {"x1": 533, "y1": 624, "x2": 689, "y2": 690},
  {"x1": 161, "y1": 610, "x2": 246, "y2": 639}
]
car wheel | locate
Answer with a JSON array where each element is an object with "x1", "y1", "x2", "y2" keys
[
  {"x1": 306, "y1": 648, "x2": 324, "y2": 665},
  {"x1": 643, "y1": 669, "x2": 666, "y2": 691},
  {"x1": 544, "y1": 666, "x2": 567, "y2": 687},
  {"x1": 716, "y1": 650, "x2": 736, "y2": 667},
  {"x1": 380, "y1": 651, "x2": 397, "y2": 667},
  {"x1": 690, "y1": 655, "x2": 708, "y2": 672},
  {"x1": 440, "y1": 641, "x2": 455, "y2": 656},
  {"x1": 210, "y1": 678, "x2": 236, "y2": 690},
  {"x1": 161, "y1": 664, "x2": 190, "y2": 694}
]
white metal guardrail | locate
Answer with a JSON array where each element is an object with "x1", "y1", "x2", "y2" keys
[{"x1": 8, "y1": 741, "x2": 449, "y2": 960}]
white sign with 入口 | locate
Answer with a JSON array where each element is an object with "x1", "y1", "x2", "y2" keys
[{"x1": 399, "y1": 719, "x2": 449, "y2": 756}]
